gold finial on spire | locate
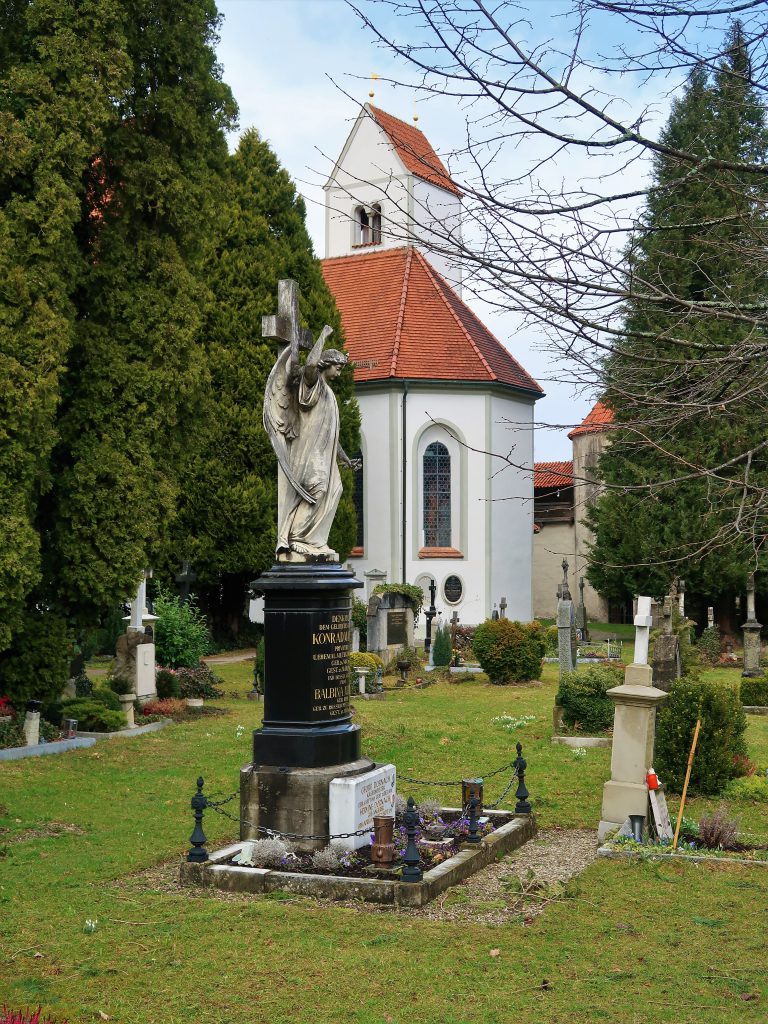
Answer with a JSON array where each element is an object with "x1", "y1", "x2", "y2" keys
[
  {"x1": 413, "y1": 98, "x2": 419, "y2": 124},
  {"x1": 369, "y1": 72, "x2": 379, "y2": 99}
]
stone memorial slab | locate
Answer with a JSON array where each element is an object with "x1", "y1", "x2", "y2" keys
[
  {"x1": 387, "y1": 609, "x2": 407, "y2": 646},
  {"x1": 329, "y1": 763, "x2": 396, "y2": 851},
  {"x1": 648, "y1": 788, "x2": 673, "y2": 841}
]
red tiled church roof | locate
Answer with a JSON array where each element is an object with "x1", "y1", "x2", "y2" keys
[
  {"x1": 368, "y1": 105, "x2": 460, "y2": 196},
  {"x1": 534, "y1": 461, "x2": 574, "y2": 489},
  {"x1": 321, "y1": 247, "x2": 542, "y2": 393},
  {"x1": 568, "y1": 400, "x2": 614, "y2": 439}
]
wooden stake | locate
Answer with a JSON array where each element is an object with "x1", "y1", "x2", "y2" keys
[{"x1": 672, "y1": 717, "x2": 701, "y2": 850}]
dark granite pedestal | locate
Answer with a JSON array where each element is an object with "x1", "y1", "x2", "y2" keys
[{"x1": 244, "y1": 560, "x2": 369, "y2": 850}]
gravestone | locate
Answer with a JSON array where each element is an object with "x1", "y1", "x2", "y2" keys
[
  {"x1": 121, "y1": 569, "x2": 158, "y2": 702},
  {"x1": 575, "y1": 577, "x2": 589, "y2": 641},
  {"x1": 499, "y1": 596, "x2": 508, "y2": 620},
  {"x1": 556, "y1": 560, "x2": 577, "y2": 677},
  {"x1": 240, "y1": 280, "x2": 372, "y2": 852},
  {"x1": 175, "y1": 560, "x2": 197, "y2": 605},
  {"x1": 329, "y1": 763, "x2": 396, "y2": 851},
  {"x1": 678, "y1": 579, "x2": 685, "y2": 618},
  {"x1": 652, "y1": 595, "x2": 681, "y2": 692},
  {"x1": 366, "y1": 591, "x2": 415, "y2": 659},
  {"x1": 742, "y1": 571, "x2": 762, "y2": 678},
  {"x1": 707, "y1": 606, "x2": 715, "y2": 630},
  {"x1": 599, "y1": 596, "x2": 668, "y2": 841}
]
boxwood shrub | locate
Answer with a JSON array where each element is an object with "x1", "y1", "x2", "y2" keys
[
  {"x1": 740, "y1": 677, "x2": 768, "y2": 707},
  {"x1": 472, "y1": 619, "x2": 542, "y2": 684},
  {"x1": 57, "y1": 699, "x2": 125, "y2": 732},
  {"x1": 655, "y1": 677, "x2": 748, "y2": 795},
  {"x1": 556, "y1": 664, "x2": 623, "y2": 733}
]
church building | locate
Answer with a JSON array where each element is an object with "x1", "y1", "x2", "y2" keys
[{"x1": 321, "y1": 105, "x2": 542, "y2": 624}]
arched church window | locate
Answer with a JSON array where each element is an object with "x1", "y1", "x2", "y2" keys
[
  {"x1": 371, "y1": 203, "x2": 382, "y2": 244},
  {"x1": 355, "y1": 206, "x2": 370, "y2": 245},
  {"x1": 423, "y1": 441, "x2": 451, "y2": 547},
  {"x1": 352, "y1": 451, "x2": 364, "y2": 550}
]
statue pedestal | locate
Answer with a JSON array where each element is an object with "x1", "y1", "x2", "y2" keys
[
  {"x1": 245, "y1": 561, "x2": 368, "y2": 848},
  {"x1": 742, "y1": 619, "x2": 762, "y2": 678},
  {"x1": 250, "y1": 561, "x2": 363, "y2": 768}
]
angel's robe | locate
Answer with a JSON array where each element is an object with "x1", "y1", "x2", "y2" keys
[{"x1": 276, "y1": 368, "x2": 342, "y2": 554}]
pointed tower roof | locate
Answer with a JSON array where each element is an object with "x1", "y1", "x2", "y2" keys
[
  {"x1": 321, "y1": 246, "x2": 542, "y2": 395},
  {"x1": 367, "y1": 105, "x2": 460, "y2": 196}
]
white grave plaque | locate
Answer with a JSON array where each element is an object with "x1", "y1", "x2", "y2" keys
[{"x1": 329, "y1": 764, "x2": 396, "y2": 851}]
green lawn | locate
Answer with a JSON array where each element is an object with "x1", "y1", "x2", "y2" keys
[{"x1": 1, "y1": 660, "x2": 767, "y2": 1022}]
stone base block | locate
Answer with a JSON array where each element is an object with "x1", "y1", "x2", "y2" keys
[
  {"x1": 240, "y1": 758, "x2": 374, "y2": 853},
  {"x1": 599, "y1": 779, "x2": 648, "y2": 841}
]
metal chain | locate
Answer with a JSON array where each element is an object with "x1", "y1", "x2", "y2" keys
[
  {"x1": 399, "y1": 757, "x2": 519, "y2": 787},
  {"x1": 484, "y1": 772, "x2": 519, "y2": 810},
  {"x1": 208, "y1": 802, "x2": 374, "y2": 843},
  {"x1": 207, "y1": 790, "x2": 239, "y2": 808}
]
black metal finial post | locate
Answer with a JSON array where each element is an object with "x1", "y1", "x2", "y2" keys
[
  {"x1": 466, "y1": 797, "x2": 481, "y2": 844},
  {"x1": 401, "y1": 796, "x2": 423, "y2": 882},
  {"x1": 187, "y1": 776, "x2": 209, "y2": 863},
  {"x1": 424, "y1": 578, "x2": 437, "y2": 656},
  {"x1": 514, "y1": 743, "x2": 532, "y2": 814}
]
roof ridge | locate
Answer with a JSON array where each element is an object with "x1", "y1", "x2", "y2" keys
[
  {"x1": 412, "y1": 250, "x2": 497, "y2": 380},
  {"x1": 321, "y1": 246, "x2": 412, "y2": 266},
  {"x1": 391, "y1": 248, "x2": 413, "y2": 376}
]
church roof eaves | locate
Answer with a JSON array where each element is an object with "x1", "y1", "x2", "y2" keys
[
  {"x1": 321, "y1": 246, "x2": 543, "y2": 395},
  {"x1": 568, "y1": 400, "x2": 614, "y2": 439}
]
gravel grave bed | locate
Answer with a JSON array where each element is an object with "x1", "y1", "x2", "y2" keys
[{"x1": 120, "y1": 828, "x2": 598, "y2": 925}]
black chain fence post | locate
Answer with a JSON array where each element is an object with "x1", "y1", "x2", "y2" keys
[
  {"x1": 187, "y1": 776, "x2": 209, "y2": 863},
  {"x1": 401, "y1": 796, "x2": 423, "y2": 882},
  {"x1": 514, "y1": 742, "x2": 532, "y2": 814},
  {"x1": 466, "y1": 797, "x2": 481, "y2": 844}
]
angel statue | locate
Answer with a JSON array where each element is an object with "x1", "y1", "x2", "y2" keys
[{"x1": 263, "y1": 280, "x2": 357, "y2": 561}]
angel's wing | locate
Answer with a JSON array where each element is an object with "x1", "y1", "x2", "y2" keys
[{"x1": 263, "y1": 346, "x2": 315, "y2": 505}]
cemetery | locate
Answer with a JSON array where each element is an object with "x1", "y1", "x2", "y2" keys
[{"x1": 3, "y1": 3, "x2": 768, "y2": 1021}]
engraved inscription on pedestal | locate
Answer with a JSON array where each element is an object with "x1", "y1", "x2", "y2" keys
[
  {"x1": 387, "y1": 610, "x2": 407, "y2": 646},
  {"x1": 311, "y1": 612, "x2": 352, "y2": 720}
]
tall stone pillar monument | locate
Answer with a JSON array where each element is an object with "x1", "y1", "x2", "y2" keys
[
  {"x1": 742, "y1": 572, "x2": 762, "y2": 678},
  {"x1": 598, "y1": 596, "x2": 668, "y2": 840},
  {"x1": 242, "y1": 281, "x2": 372, "y2": 851}
]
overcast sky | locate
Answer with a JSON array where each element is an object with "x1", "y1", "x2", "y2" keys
[{"x1": 214, "y1": 0, "x2": 679, "y2": 461}]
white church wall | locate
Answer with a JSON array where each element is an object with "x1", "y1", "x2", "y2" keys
[
  {"x1": 489, "y1": 394, "x2": 535, "y2": 622},
  {"x1": 325, "y1": 114, "x2": 411, "y2": 259},
  {"x1": 411, "y1": 178, "x2": 463, "y2": 294},
  {"x1": 347, "y1": 390, "x2": 396, "y2": 583},
  {"x1": 406, "y1": 389, "x2": 490, "y2": 625}
]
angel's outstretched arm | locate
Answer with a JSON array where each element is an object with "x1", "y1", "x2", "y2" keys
[{"x1": 303, "y1": 326, "x2": 333, "y2": 387}]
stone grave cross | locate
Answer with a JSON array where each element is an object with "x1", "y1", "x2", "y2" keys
[
  {"x1": 707, "y1": 606, "x2": 715, "y2": 630},
  {"x1": 662, "y1": 595, "x2": 673, "y2": 636},
  {"x1": 678, "y1": 579, "x2": 685, "y2": 618},
  {"x1": 450, "y1": 609, "x2": 459, "y2": 653},
  {"x1": 129, "y1": 568, "x2": 152, "y2": 632},
  {"x1": 262, "y1": 279, "x2": 314, "y2": 362},
  {"x1": 175, "y1": 560, "x2": 197, "y2": 605},
  {"x1": 633, "y1": 595, "x2": 653, "y2": 665},
  {"x1": 499, "y1": 596, "x2": 507, "y2": 619},
  {"x1": 742, "y1": 571, "x2": 762, "y2": 678}
]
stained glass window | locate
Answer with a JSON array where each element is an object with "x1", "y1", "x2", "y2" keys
[{"x1": 423, "y1": 441, "x2": 451, "y2": 547}]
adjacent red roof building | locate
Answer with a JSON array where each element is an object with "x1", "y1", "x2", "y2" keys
[
  {"x1": 368, "y1": 105, "x2": 460, "y2": 196},
  {"x1": 321, "y1": 246, "x2": 542, "y2": 394},
  {"x1": 568, "y1": 400, "x2": 613, "y2": 439},
  {"x1": 533, "y1": 461, "x2": 574, "y2": 489}
]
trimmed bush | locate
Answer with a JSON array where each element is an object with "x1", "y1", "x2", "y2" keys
[
  {"x1": 0, "y1": 718, "x2": 26, "y2": 749},
  {"x1": 351, "y1": 599, "x2": 367, "y2": 650},
  {"x1": 57, "y1": 699, "x2": 125, "y2": 732},
  {"x1": 156, "y1": 668, "x2": 180, "y2": 700},
  {"x1": 655, "y1": 677, "x2": 748, "y2": 795},
  {"x1": 696, "y1": 625, "x2": 721, "y2": 666},
  {"x1": 431, "y1": 622, "x2": 452, "y2": 667},
  {"x1": 556, "y1": 664, "x2": 623, "y2": 733},
  {"x1": 89, "y1": 688, "x2": 122, "y2": 711},
  {"x1": 142, "y1": 698, "x2": 186, "y2": 718},
  {"x1": 153, "y1": 587, "x2": 210, "y2": 668},
  {"x1": 472, "y1": 619, "x2": 542, "y2": 684},
  {"x1": 543, "y1": 624, "x2": 559, "y2": 658},
  {"x1": 0, "y1": 611, "x2": 71, "y2": 708},
  {"x1": 740, "y1": 677, "x2": 768, "y2": 707},
  {"x1": 176, "y1": 663, "x2": 224, "y2": 700},
  {"x1": 349, "y1": 651, "x2": 384, "y2": 683}
]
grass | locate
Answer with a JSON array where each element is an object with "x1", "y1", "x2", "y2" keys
[{"x1": 1, "y1": 659, "x2": 767, "y2": 1022}]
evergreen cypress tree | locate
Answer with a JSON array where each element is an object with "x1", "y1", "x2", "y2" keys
[
  {"x1": 588, "y1": 23, "x2": 768, "y2": 604},
  {"x1": 45, "y1": 0, "x2": 237, "y2": 624},
  {"x1": 0, "y1": 1, "x2": 128, "y2": 678},
  {"x1": 168, "y1": 129, "x2": 359, "y2": 640}
]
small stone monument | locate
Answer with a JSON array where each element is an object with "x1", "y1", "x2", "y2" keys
[
  {"x1": 116, "y1": 570, "x2": 157, "y2": 702},
  {"x1": 575, "y1": 576, "x2": 589, "y2": 641},
  {"x1": 742, "y1": 572, "x2": 762, "y2": 678},
  {"x1": 499, "y1": 596, "x2": 508, "y2": 620},
  {"x1": 174, "y1": 560, "x2": 197, "y2": 605},
  {"x1": 651, "y1": 595, "x2": 682, "y2": 692},
  {"x1": 556, "y1": 560, "x2": 577, "y2": 677},
  {"x1": 678, "y1": 579, "x2": 685, "y2": 618},
  {"x1": 23, "y1": 701, "x2": 41, "y2": 747},
  {"x1": 366, "y1": 590, "x2": 415, "y2": 660},
  {"x1": 598, "y1": 596, "x2": 669, "y2": 841},
  {"x1": 707, "y1": 606, "x2": 715, "y2": 630}
]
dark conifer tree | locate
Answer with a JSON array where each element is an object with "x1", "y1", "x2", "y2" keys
[
  {"x1": 167, "y1": 129, "x2": 359, "y2": 641},
  {"x1": 588, "y1": 23, "x2": 768, "y2": 608}
]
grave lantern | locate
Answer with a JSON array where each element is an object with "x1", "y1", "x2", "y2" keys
[{"x1": 461, "y1": 778, "x2": 483, "y2": 812}]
